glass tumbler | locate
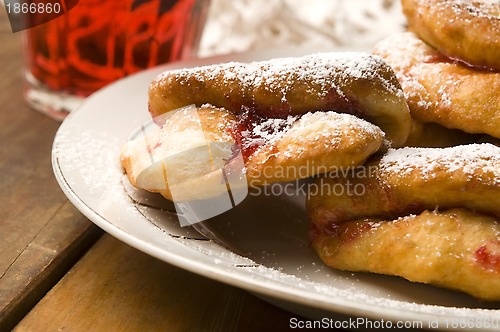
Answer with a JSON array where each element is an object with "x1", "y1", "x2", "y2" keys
[{"x1": 20, "y1": 0, "x2": 210, "y2": 120}]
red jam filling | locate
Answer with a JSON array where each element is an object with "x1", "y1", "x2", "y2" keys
[
  {"x1": 474, "y1": 241, "x2": 500, "y2": 272},
  {"x1": 232, "y1": 107, "x2": 294, "y2": 161},
  {"x1": 425, "y1": 53, "x2": 498, "y2": 72}
]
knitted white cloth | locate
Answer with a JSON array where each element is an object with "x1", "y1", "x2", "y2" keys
[{"x1": 199, "y1": 0, "x2": 405, "y2": 57}]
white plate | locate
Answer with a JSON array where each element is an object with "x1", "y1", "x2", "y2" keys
[{"x1": 52, "y1": 50, "x2": 500, "y2": 331}]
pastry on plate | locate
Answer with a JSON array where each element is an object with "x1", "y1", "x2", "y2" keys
[
  {"x1": 308, "y1": 144, "x2": 500, "y2": 301},
  {"x1": 375, "y1": 31, "x2": 500, "y2": 139}
]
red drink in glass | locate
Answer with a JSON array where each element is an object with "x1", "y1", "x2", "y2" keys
[{"x1": 22, "y1": 0, "x2": 208, "y2": 120}]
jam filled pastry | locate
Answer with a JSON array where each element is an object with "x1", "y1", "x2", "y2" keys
[
  {"x1": 402, "y1": 0, "x2": 500, "y2": 70},
  {"x1": 148, "y1": 52, "x2": 411, "y2": 147},
  {"x1": 121, "y1": 105, "x2": 385, "y2": 201},
  {"x1": 308, "y1": 144, "x2": 500, "y2": 301},
  {"x1": 375, "y1": 32, "x2": 500, "y2": 139}
]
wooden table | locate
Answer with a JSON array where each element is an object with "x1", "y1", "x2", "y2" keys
[{"x1": 0, "y1": 11, "x2": 351, "y2": 332}]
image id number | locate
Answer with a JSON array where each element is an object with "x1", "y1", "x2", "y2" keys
[
  {"x1": 6, "y1": 1, "x2": 62, "y2": 14},
  {"x1": 446, "y1": 318, "x2": 499, "y2": 329}
]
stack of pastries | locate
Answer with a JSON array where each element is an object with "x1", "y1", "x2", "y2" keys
[
  {"x1": 122, "y1": 52, "x2": 411, "y2": 198},
  {"x1": 309, "y1": 0, "x2": 499, "y2": 301},
  {"x1": 122, "y1": 0, "x2": 500, "y2": 301}
]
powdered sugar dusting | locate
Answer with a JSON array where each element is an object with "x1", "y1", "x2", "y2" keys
[
  {"x1": 238, "y1": 110, "x2": 384, "y2": 160},
  {"x1": 449, "y1": 0, "x2": 499, "y2": 20},
  {"x1": 403, "y1": 75, "x2": 456, "y2": 112},
  {"x1": 238, "y1": 265, "x2": 500, "y2": 318},
  {"x1": 380, "y1": 144, "x2": 500, "y2": 185},
  {"x1": 293, "y1": 111, "x2": 382, "y2": 133},
  {"x1": 374, "y1": 32, "x2": 459, "y2": 113},
  {"x1": 249, "y1": 115, "x2": 297, "y2": 144},
  {"x1": 287, "y1": 111, "x2": 384, "y2": 145},
  {"x1": 157, "y1": 52, "x2": 401, "y2": 100},
  {"x1": 55, "y1": 130, "x2": 122, "y2": 196}
]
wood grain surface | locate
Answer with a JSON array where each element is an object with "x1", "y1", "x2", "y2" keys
[
  {"x1": 0, "y1": 11, "x2": 101, "y2": 331},
  {"x1": 14, "y1": 235, "x2": 306, "y2": 332}
]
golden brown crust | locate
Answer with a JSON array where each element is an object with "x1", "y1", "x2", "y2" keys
[
  {"x1": 309, "y1": 144, "x2": 500, "y2": 231},
  {"x1": 245, "y1": 111, "x2": 385, "y2": 187},
  {"x1": 312, "y1": 209, "x2": 500, "y2": 301},
  {"x1": 402, "y1": 0, "x2": 500, "y2": 70},
  {"x1": 148, "y1": 53, "x2": 411, "y2": 147},
  {"x1": 308, "y1": 144, "x2": 500, "y2": 300},
  {"x1": 374, "y1": 32, "x2": 500, "y2": 139}
]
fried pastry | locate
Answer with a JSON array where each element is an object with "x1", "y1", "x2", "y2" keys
[
  {"x1": 375, "y1": 32, "x2": 500, "y2": 139},
  {"x1": 402, "y1": 0, "x2": 500, "y2": 70},
  {"x1": 121, "y1": 105, "x2": 237, "y2": 201},
  {"x1": 311, "y1": 209, "x2": 500, "y2": 301},
  {"x1": 148, "y1": 53, "x2": 411, "y2": 147},
  {"x1": 121, "y1": 105, "x2": 385, "y2": 201},
  {"x1": 308, "y1": 144, "x2": 500, "y2": 300}
]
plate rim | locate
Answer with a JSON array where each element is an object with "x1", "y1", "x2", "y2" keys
[{"x1": 51, "y1": 49, "x2": 500, "y2": 330}]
